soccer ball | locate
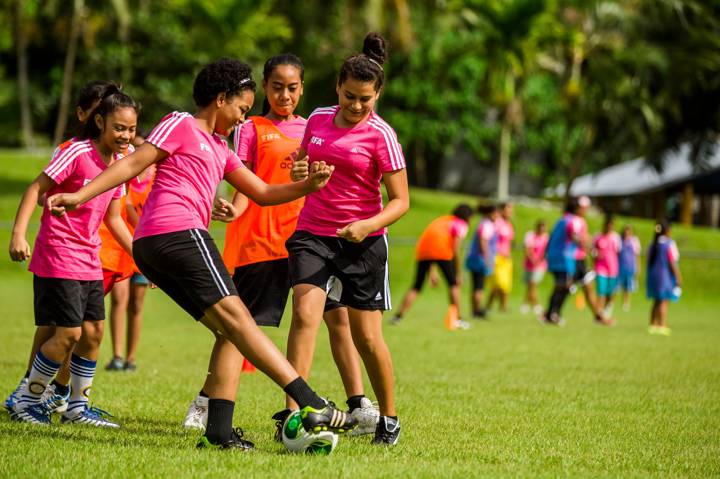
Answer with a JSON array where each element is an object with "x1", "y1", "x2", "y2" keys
[{"x1": 282, "y1": 410, "x2": 338, "y2": 455}]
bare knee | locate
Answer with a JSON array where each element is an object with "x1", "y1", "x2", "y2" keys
[{"x1": 55, "y1": 327, "x2": 82, "y2": 350}]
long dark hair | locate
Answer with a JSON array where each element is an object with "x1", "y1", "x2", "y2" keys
[
  {"x1": 261, "y1": 53, "x2": 304, "y2": 116},
  {"x1": 648, "y1": 219, "x2": 670, "y2": 266},
  {"x1": 80, "y1": 85, "x2": 139, "y2": 140}
]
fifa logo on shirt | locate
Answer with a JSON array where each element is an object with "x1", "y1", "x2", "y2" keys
[
  {"x1": 310, "y1": 136, "x2": 324, "y2": 146},
  {"x1": 200, "y1": 142, "x2": 211, "y2": 152},
  {"x1": 261, "y1": 133, "x2": 281, "y2": 142}
]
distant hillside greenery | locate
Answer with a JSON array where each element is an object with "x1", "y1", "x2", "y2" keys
[{"x1": 1, "y1": 0, "x2": 719, "y2": 194}]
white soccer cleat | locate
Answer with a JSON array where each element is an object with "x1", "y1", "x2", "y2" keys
[
  {"x1": 348, "y1": 397, "x2": 380, "y2": 436},
  {"x1": 40, "y1": 384, "x2": 69, "y2": 414},
  {"x1": 183, "y1": 395, "x2": 208, "y2": 430},
  {"x1": 61, "y1": 405, "x2": 119, "y2": 428}
]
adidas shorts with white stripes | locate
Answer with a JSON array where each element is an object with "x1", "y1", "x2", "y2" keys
[
  {"x1": 286, "y1": 230, "x2": 391, "y2": 311},
  {"x1": 132, "y1": 229, "x2": 238, "y2": 320}
]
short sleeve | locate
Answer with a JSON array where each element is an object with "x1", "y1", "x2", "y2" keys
[
  {"x1": 668, "y1": 241, "x2": 679, "y2": 263},
  {"x1": 524, "y1": 232, "x2": 533, "y2": 248},
  {"x1": 370, "y1": 117, "x2": 406, "y2": 173},
  {"x1": 112, "y1": 185, "x2": 124, "y2": 200},
  {"x1": 451, "y1": 219, "x2": 468, "y2": 240},
  {"x1": 224, "y1": 149, "x2": 244, "y2": 176},
  {"x1": 300, "y1": 113, "x2": 319, "y2": 150},
  {"x1": 233, "y1": 121, "x2": 257, "y2": 169},
  {"x1": 633, "y1": 237, "x2": 642, "y2": 254},
  {"x1": 568, "y1": 217, "x2": 583, "y2": 236},
  {"x1": 43, "y1": 141, "x2": 92, "y2": 185},
  {"x1": 480, "y1": 223, "x2": 494, "y2": 241},
  {"x1": 146, "y1": 112, "x2": 189, "y2": 155}
]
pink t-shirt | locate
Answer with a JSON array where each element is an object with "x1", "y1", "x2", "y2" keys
[
  {"x1": 295, "y1": 106, "x2": 406, "y2": 237},
  {"x1": 233, "y1": 116, "x2": 306, "y2": 168},
  {"x1": 524, "y1": 231, "x2": 548, "y2": 272},
  {"x1": 574, "y1": 216, "x2": 589, "y2": 260},
  {"x1": 135, "y1": 112, "x2": 244, "y2": 239},
  {"x1": 593, "y1": 231, "x2": 621, "y2": 276},
  {"x1": 29, "y1": 139, "x2": 123, "y2": 280},
  {"x1": 663, "y1": 237, "x2": 679, "y2": 263},
  {"x1": 450, "y1": 217, "x2": 469, "y2": 241},
  {"x1": 478, "y1": 219, "x2": 496, "y2": 241},
  {"x1": 494, "y1": 217, "x2": 514, "y2": 257}
]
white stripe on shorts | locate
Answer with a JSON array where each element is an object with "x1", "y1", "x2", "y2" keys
[
  {"x1": 382, "y1": 234, "x2": 391, "y2": 310},
  {"x1": 189, "y1": 229, "x2": 230, "y2": 297}
]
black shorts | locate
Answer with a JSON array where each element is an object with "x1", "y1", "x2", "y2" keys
[
  {"x1": 573, "y1": 259, "x2": 595, "y2": 285},
  {"x1": 133, "y1": 229, "x2": 238, "y2": 320},
  {"x1": 471, "y1": 271, "x2": 486, "y2": 292},
  {"x1": 412, "y1": 260, "x2": 457, "y2": 290},
  {"x1": 33, "y1": 275, "x2": 105, "y2": 327},
  {"x1": 287, "y1": 230, "x2": 391, "y2": 311}
]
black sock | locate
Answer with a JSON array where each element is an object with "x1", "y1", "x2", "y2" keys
[
  {"x1": 205, "y1": 399, "x2": 235, "y2": 444},
  {"x1": 346, "y1": 395, "x2": 365, "y2": 412},
  {"x1": 199, "y1": 389, "x2": 208, "y2": 398},
  {"x1": 51, "y1": 379, "x2": 70, "y2": 396},
  {"x1": 283, "y1": 377, "x2": 325, "y2": 409}
]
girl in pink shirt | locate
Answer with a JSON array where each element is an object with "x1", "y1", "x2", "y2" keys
[
  {"x1": 486, "y1": 202, "x2": 515, "y2": 313},
  {"x1": 9, "y1": 87, "x2": 137, "y2": 427},
  {"x1": 521, "y1": 220, "x2": 548, "y2": 315},
  {"x1": 288, "y1": 33, "x2": 409, "y2": 445},
  {"x1": 593, "y1": 216, "x2": 622, "y2": 316},
  {"x1": 48, "y1": 58, "x2": 356, "y2": 449}
]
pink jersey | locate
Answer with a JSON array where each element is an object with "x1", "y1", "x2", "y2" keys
[
  {"x1": 135, "y1": 112, "x2": 243, "y2": 239},
  {"x1": 593, "y1": 231, "x2": 621, "y2": 277},
  {"x1": 29, "y1": 139, "x2": 123, "y2": 280},
  {"x1": 478, "y1": 219, "x2": 496, "y2": 241},
  {"x1": 574, "y1": 217, "x2": 589, "y2": 260},
  {"x1": 295, "y1": 106, "x2": 406, "y2": 237},
  {"x1": 494, "y1": 217, "x2": 514, "y2": 257},
  {"x1": 233, "y1": 116, "x2": 306, "y2": 168},
  {"x1": 524, "y1": 231, "x2": 548, "y2": 272}
]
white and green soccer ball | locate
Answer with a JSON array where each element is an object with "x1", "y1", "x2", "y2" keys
[{"x1": 282, "y1": 410, "x2": 338, "y2": 455}]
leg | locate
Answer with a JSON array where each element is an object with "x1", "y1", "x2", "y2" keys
[
  {"x1": 395, "y1": 289, "x2": 419, "y2": 319},
  {"x1": 658, "y1": 300, "x2": 670, "y2": 328},
  {"x1": 108, "y1": 279, "x2": 130, "y2": 360},
  {"x1": 203, "y1": 334, "x2": 243, "y2": 401},
  {"x1": 284, "y1": 284, "x2": 326, "y2": 409},
  {"x1": 347, "y1": 308, "x2": 396, "y2": 417},
  {"x1": 324, "y1": 307, "x2": 364, "y2": 399},
  {"x1": 125, "y1": 283, "x2": 147, "y2": 364},
  {"x1": 394, "y1": 261, "x2": 430, "y2": 321}
]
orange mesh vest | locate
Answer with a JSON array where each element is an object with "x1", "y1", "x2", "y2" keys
[
  {"x1": 98, "y1": 187, "x2": 134, "y2": 276},
  {"x1": 223, "y1": 116, "x2": 304, "y2": 273},
  {"x1": 415, "y1": 215, "x2": 456, "y2": 261}
]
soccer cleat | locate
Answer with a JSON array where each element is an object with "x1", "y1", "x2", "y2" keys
[
  {"x1": 300, "y1": 400, "x2": 357, "y2": 434},
  {"x1": 657, "y1": 326, "x2": 672, "y2": 336},
  {"x1": 456, "y1": 319, "x2": 472, "y2": 330},
  {"x1": 390, "y1": 315, "x2": 402, "y2": 325},
  {"x1": 123, "y1": 362, "x2": 137, "y2": 372},
  {"x1": 519, "y1": 304, "x2": 530, "y2": 315},
  {"x1": 196, "y1": 428, "x2": 255, "y2": 451},
  {"x1": 105, "y1": 357, "x2": 124, "y2": 371},
  {"x1": 533, "y1": 304, "x2": 544, "y2": 315},
  {"x1": 372, "y1": 416, "x2": 401, "y2": 446},
  {"x1": 61, "y1": 405, "x2": 120, "y2": 428},
  {"x1": 4, "y1": 377, "x2": 28, "y2": 413},
  {"x1": 348, "y1": 397, "x2": 380, "y2": 436},
  {"x1": 10, "y1": 403, "x2": 52, "y2": 425},
  {"x1": 183, "y1": 395, "x2": 208, "y2": 430},
  {"x1": 40, "y1": 383, "x2": 70, "y2": 414},
  {"x1": 272, "y1": 408, "x2": 293, "y2": 442}
]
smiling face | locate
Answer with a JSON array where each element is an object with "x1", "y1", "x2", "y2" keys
[
  {"x1": 96, "y1": 106, "x2": 137, "y2": 154},
  {"x1": 264, "y1": 64, "x2": 303, "y2": 119},
  {"x1": 335, "y1": 77, "x2": 379, "y2": 127},
  {"x1": 216, "y1": 89, "x2": 254, "y2": 136}
]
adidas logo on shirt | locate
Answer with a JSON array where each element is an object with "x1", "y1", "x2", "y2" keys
[{"x1": 310, "y1": 136, "x2": 324, "y2": 146}]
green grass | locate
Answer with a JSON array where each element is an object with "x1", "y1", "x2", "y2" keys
[{"x1": 0, "y1": 151, "x2": 719, "y2": 478}]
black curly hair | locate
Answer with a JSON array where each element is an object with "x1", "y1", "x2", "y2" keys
[
  {"x1": 338, "y1": 32, "x2": 387, "y2": 91},
  {"x1": 193, "y1": 58, "x2": 257, "y2": 107},
  {"x1": 80, "y1": 84, "x2": 139, "y2": 140}
]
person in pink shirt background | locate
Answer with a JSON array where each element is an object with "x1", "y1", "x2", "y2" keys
[
  {"x1": 48, "y1": 58, "x2": 356, "y2": 450},
  {"x1": 486, "y1": 202, "x2": 515, "y2": 313},
  {"x1": 520, "y1": 219, "x2": 548, "y2": 315},
  {"x1": 593, "y1": 216, "x2": 622, "y2": 317},
  {"x1": 288, "y1": 32, "x2": 409, "y2": 445},
  {"x1": 8, "y1": 87, "x2": 137, "y2": 427}
]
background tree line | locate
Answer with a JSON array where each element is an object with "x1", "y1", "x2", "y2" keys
[{"x1": 1, "y1": 0, "x2": 719, "y2": 196}]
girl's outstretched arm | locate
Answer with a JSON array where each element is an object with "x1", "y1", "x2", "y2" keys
[{"x1": 9, "y1": 173, "x2": 55, "y2": 261}]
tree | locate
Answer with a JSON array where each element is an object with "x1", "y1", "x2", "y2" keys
[{"x1": 53, "y1": 0, "x2": 85, "y2": 145}]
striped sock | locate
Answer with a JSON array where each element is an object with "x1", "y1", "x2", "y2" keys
[
  {"x1": 66, "y1": 354, "x2": 96, "y2": 416},
  {"x1": 16, "y1": 351, "x2": 61, "y2": 410}
]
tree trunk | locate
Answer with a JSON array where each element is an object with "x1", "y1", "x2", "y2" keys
[
  {"x1": 497, "y1": 112, "x2": 511, "y2": 199},
  {"x1": 53, "y1": 0, "x2": 85, "y2": 145},
  {"x1": 14, "y1": 0, "x2": 34, "y2": 148}
]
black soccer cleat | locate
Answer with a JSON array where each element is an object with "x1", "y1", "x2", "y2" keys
[
  {"x1": 299, "y1": 400, "x2": 357, "y2": 434},
  {"x1": 372, "y1": 415, "x2": 401, "y2": 446},
  {"x1": 196, "y1": 427, "x2": 255, "y2": 451},
  {"x1": 271, "y1": 408, "x2": 293, "y2": 442}
]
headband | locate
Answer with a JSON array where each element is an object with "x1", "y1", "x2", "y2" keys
[
  {"x1": 367, "y1": 57, "x2": 384, "y2": 70},
  {"x1": 239, "y1": 77, "x2": 252, "y2": 85}
]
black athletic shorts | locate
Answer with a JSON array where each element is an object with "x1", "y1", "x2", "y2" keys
[
  {"x1": 133, "y1": 229, "x2": 238, "y2": 320},
  {"x1": 33, "y1": 275, "x2": 104, "y2": 327},
  {"x1": 412, "y1": 260, "x2": 458, "y2": 290},
  {"x1": 287, "y1": 230, "x2": 391, "y2": 311},
  {"x1": 552, "y1": 260, "x2": 595, "y2": 287},
  {"x1": 471, "y1": 271, "x2": 486, "y2": 292}
]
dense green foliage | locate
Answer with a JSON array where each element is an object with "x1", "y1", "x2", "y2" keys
[
  {"x1": 1, "y1": 1, "x2": 719, "y2": 192},
  {"x1": 0, "y1": 151, "x2": 719, "y2": 477}
]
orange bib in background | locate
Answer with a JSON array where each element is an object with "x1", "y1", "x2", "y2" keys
[
  {"x1": 223, "y1": 116, "x2": 305, "y2": 273},
  {"x1": 415, "y1": 215, "x2": 456, "y2": 261},
  {"x1": 98, "y1": 187, "x2": 134, "y2": 277}
]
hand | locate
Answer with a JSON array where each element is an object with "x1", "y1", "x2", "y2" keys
[
  {"x1": 47, "y1": 192, "x2": 81, "y2": 217},
  {"x1": 306, "y1": 161, "x2": 334, "y2": 190},
  {"x1": 211, "y1": 197, "x2": 239, "y2": 223},
  {"x1": 291, "y1": 154, "x2": 309, "y2": 182},
  {"x1": 336, "y1": 220, "x2": 372, "y2": 243},
  {"x1": 9, "y1": 235, "x2": 31, "y2": 262}
]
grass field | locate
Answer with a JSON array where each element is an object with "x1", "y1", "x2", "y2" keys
[{"x1": 0, "y1": 150, "x2": 718, "y2": 478}]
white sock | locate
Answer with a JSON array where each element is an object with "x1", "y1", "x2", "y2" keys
[
  {"x1": 66, "y1": 354, "x2": 96, "y2": 416},
  {"x1": 16, "y1": 351, "x2": 60, "y2": 410}
]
